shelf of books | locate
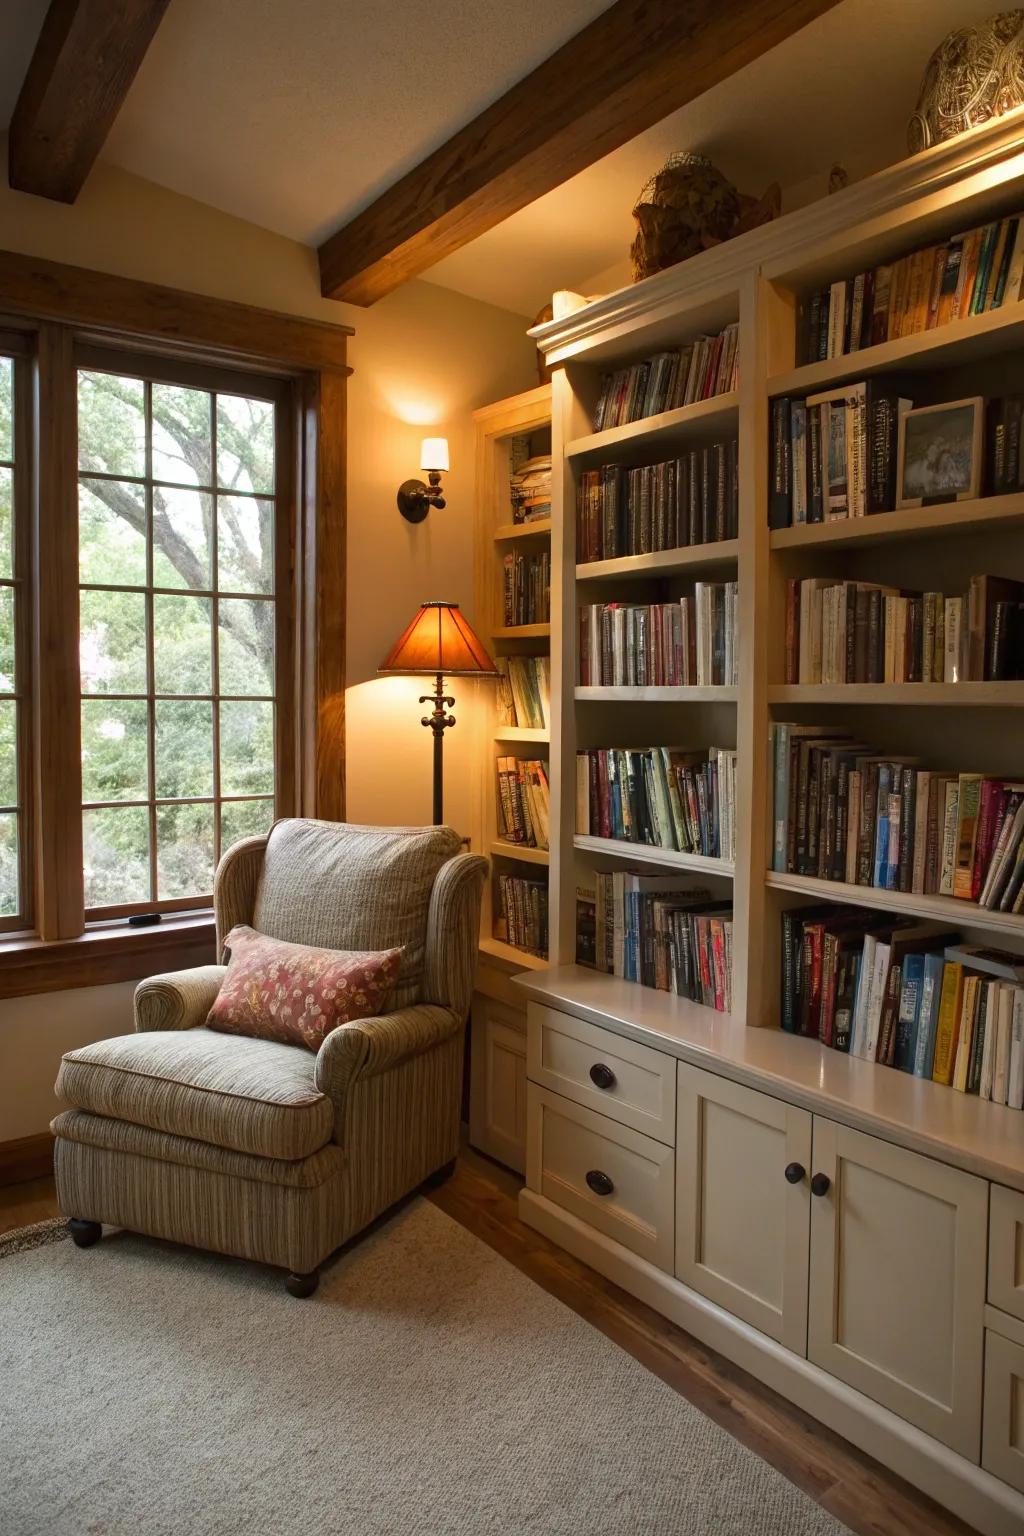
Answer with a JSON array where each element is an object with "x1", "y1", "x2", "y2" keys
[
  {"x1": 518, "y1": 116, "x2": 1024, "y2": 1122},
  {"x1": 473, "y1": 384, "x2": 553, "y2": 966}
]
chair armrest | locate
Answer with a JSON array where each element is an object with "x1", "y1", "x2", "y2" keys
[
  {"x1": 134, "y1": 965, "x2": 227, "y2": 1032},
  {"x1": 314, "y1": 1003, "x2": 458, "y2": 1122},
  {"x1": 421, "y1": 853, "x2": 488, "y2": 1019}
]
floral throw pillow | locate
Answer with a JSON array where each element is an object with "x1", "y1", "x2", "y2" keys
[{"x1": 206, "y1": 925, "x2": 401, "y2": 1051}]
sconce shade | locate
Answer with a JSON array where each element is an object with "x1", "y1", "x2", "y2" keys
[
  {"x1": 419, "y1": 436, "x2": 450, "y2": 473},
  {"x1": 378, "y1": 601, "x2": 497, "y2": 677}
]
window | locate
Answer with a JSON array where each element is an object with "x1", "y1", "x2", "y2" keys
[
  {"x1": 0, "y1": 348, "x2": 25, "y2": 929},
  {"x1": 76, "y1": 358, "x2": 286, "y2": 916}
]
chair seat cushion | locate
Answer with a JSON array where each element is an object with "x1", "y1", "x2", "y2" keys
[{"x1": 56, "y1": 1029, "x2": 334, "y2": 1161}]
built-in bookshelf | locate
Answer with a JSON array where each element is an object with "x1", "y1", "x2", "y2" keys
[
  {"x1": 473, "y1": 385, "x2": 553, "y2": 965},
  {"x1": 502, "y1": 113, "x2": 1024, "y2": 1117}
]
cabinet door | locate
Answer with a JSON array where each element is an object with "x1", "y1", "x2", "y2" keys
[
  {"x1": 469, "y1": 998, "x2": 526, "y2": 1174},
  {"x1": 675, "y1": 1063, "x2": 812, "y2": 1354},
  {"x1": 989, "y1": 1184, "x2": 1024, "y2": 1325},
  {"x1": 808, "y1": 1118, "x2": 987, "y2": 1458}
]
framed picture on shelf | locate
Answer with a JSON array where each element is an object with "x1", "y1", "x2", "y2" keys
[{"x1": 896, "y1": 397, "x2": 983, "y2": 508}]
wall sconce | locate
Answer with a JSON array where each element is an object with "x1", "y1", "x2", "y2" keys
[{"x1": 397, "y1": 437, "x2": 449, "y2": 523}]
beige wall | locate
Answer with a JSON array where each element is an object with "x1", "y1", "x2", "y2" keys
[{"x1": 0, "y1": 149, "x2": 536, "y2": 1139}]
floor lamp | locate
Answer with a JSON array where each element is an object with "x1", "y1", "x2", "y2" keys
[{"x1": 378, "y1": 601, "x2": 498, "y2": 826}]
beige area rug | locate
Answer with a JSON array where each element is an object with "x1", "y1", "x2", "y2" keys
[{"x1": 1, "y1": 1200, "x2": 850, "y2": 1536}]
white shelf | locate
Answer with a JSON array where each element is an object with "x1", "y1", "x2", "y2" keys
[
  {"x1": 574, "y1": 834, "x2": 734, "y2": 877},
  {"x1": 493, "y1": 725, "x2": 549, "y2": 742},
  {"x1": 492, "y1": 623, "x2": 550, "y2": 641},
  {"x1": 489, "y1": 840, "x2": 550, "y2": 866},
  {"x1": 764, "y1": 869, "x2": 1024, "y2": 940},
  {"x1": 770, "y1": 492, "x2": 1024, "y2": 550},
  {"x1": 576, "y1": 685, "x2": 737, "y2": 703},
  {"x1": 576, "y1": 540, "x2": 738, "y2": 582},
  {"x1": 566, "y1": 392, "x2": 739, "y2": 465},
  {"x1": 768, "y1": 301, "x2": 1024, "y2": 398},
  {"x1": 768, "y1": 682, "x2": 1024, "y2": 707},
  {"x1": 494, "y1": 518, "x2": 551, "y2": 541},
  {"x1": 479, "y1": 935, "x2": 548, "y2": 972}
]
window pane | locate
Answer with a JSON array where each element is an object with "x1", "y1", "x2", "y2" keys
[
  {"x1": 0, "y1": 466, "x2": 11, "y2": 581},
  {"x1": 0, "y1": 585, "x2": 14, "y2": 694},
  {"x1": 217, "y1": 394, "x2": 274, "y2": 494},
  {"x1": 79, "y1": 478, "x2": 146, "y2": 586},
  {"x1": 83, "y1": 806, "x2": 150, "y2": 906},
  {"x1": 151, "y1": 384, "x2": 212, "y2": 488},
  {"x1": 153, "y1": 594, "x2": 212, "y2": 694},
  {"x1": 0, "y1": 699, "x2": 15, "y2": 806},
  {"x1": 0, "y1": 357, "x2": 12, "y2": 463},
  {"x1": 81, "y1": 699, "x2": 148, "y2": 803},
  {"x1": 219, "y1": 598, "x2": 273, "y2": 695},
  {"x1": 152, "y1": 486, "x2": 213, "y2": 589},
  {"x1": 220, "y1": 796, "x2": 274, "y2": 851},
  {"x1": 80, "y1": 589, "x2": 147, "y2": 694},
  {"x1": 0, "y1": 811, "x2": 17, "y2": 916},
  {"x1": 78, "y1": 371, "x2": 145, "y2": 479},
  {"x1": 220, "y1": 699, "x2": 273, "y2": 794},
  {"x1": 155, "y1": 699, "x2": 213, "y2": 798},
  {"x1": 217, "y1": 495, "x2": 273, "y2": 594},
  {"x1": 157, "y1": 801, "x2": 214, "y2": 899}
]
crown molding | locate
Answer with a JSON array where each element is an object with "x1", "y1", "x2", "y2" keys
[{"x1": 530, "y1": 107, "x2": 1024, "y2": 363}]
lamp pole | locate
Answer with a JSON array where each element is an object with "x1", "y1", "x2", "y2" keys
[{"x1": 420, "y1": 672, "x2": 456, "y2": 825}]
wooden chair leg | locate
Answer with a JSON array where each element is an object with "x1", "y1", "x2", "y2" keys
[
  {"x1": 284, "y1": 1269, "x2": 319, "y2": 1298},
  {"x1": 423, "y1": 1156, "x2": 457, "y2": 1190},
  {"x1": 68, "y1": 1219, "x2": 102, "y2": 1248}
]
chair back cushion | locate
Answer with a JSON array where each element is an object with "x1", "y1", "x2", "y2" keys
[{"x1": 252, "y1": 820, "x2": 461, "y2": 1007}]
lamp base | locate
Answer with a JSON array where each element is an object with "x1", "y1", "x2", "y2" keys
[
  {"x1": 397, "y1": 479, "x2": 431, "y2": 523},
  {"x1": 420, "y1": 673, "x2": 455, "y2": 825}
]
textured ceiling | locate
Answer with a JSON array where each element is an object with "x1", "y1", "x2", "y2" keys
[{"x1": 0, "y1": 0, "x2": 1009, "y2": 317}]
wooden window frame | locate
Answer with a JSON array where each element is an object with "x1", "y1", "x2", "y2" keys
[
  {"x1": 0, "y1": 250, "x2": 350, "y2": 996},
  {"x1": 75, "y1": 344, "x2": 293, "y2": 921},
  {"x1": 0, "y1": 333, "x2": 34, "y2": 934}
]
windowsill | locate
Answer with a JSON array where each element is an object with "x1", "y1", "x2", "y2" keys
[{"x1": 0, "y1": 912, "x2": 217, "y2": 1000}]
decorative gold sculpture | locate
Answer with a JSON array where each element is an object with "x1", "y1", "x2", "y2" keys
[
  {"x1": 630, "y1": 153, "x2": 780, "y2": 284},
  {"x1": 909, "y1": 9, "x2": 1024, "y2": 153}
]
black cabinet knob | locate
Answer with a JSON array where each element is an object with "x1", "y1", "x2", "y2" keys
[
  {"x1": 589, "y1": 1062, "x2": 617, "y2": 1091},
  {"x1": 784, "y1": 1161, "x2": 806, "y2": 1185},
  {"x1": 810, "y1": 1172, "x2": 831, "y2": 1197},
  {"x1": 585, "y1": 1169, "x2": 615, "y2": 1197}
]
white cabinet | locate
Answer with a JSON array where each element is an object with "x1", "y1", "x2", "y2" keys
[
  {"x1": 989, "y1": 1184, "x2": 1024, "y2": 1325},
  {"x1": 527, "y1": 1002, "x2": 675, "y2": 1145},
  {"x1": 527, "y1": 1085, "x2": 675, "y2": 1272},
  {"x1": 808, "y1": 1118, "x2": 988, "y2": 1459},
  {"x1": 469, "y1": 997, "x2": 527, "y2": 1174},
  {"x1": 982, "y1": 1326, "x2": 1024, "y2": 1496},
  {"x1": 675, "y1": 1063, "x2": 811, "y2": 1354}
]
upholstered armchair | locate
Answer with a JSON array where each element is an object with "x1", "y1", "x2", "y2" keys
[{"x1": 52, "y1": 821, "x2": 487, "y2": 1296}]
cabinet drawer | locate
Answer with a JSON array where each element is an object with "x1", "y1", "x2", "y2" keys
[
  {"x1": 989, "y1": 1184, "x2": 1024, "y2": 1325},
  {"x1": 527, "y1": 1002, "x2": 675, "y2": 1145},
  {"x1": 982, "y1": 1328, "x2": 1024, "y2": 1495},
  {"x1": 526, "y1": 1084, "x2": 674, "y2": 1272}
]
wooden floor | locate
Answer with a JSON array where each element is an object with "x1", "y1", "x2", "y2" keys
[{"x1": 1, "y1": 1148, "x2": 976, "y2": 1536}]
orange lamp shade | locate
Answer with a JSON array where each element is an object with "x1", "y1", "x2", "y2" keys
[{"x1": 378, "y1": 601, "x2": 498, "y2": 677}]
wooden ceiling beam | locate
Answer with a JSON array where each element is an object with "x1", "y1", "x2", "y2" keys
[
  {"x1": 8, "y1": 0, "x2": 171, "y2": 203},
  {"x1": 317, "y1": 0, "x2": 842, "y2": 306}
]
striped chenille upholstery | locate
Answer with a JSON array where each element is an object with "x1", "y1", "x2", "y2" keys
[
  {"x1": 56, "y1": 1029, "x2": 333, "y2": 1161},
  {"x1": 252, "y1": 820, "x2": 462, "y2": 1008},
  {"x1": 53, "y1": 822, "x2": 487, "y2": 1279}
]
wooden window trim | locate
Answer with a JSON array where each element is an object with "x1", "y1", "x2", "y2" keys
[
  {"x1": 75, "y1": 345, "x2": 292, "y2": 919},
  {"x1": 0, "y1": 912, "x2": 217, "y2": 999},
  {"x1": 0, "y1": 254, "x2": 348, "y2": 996}
]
